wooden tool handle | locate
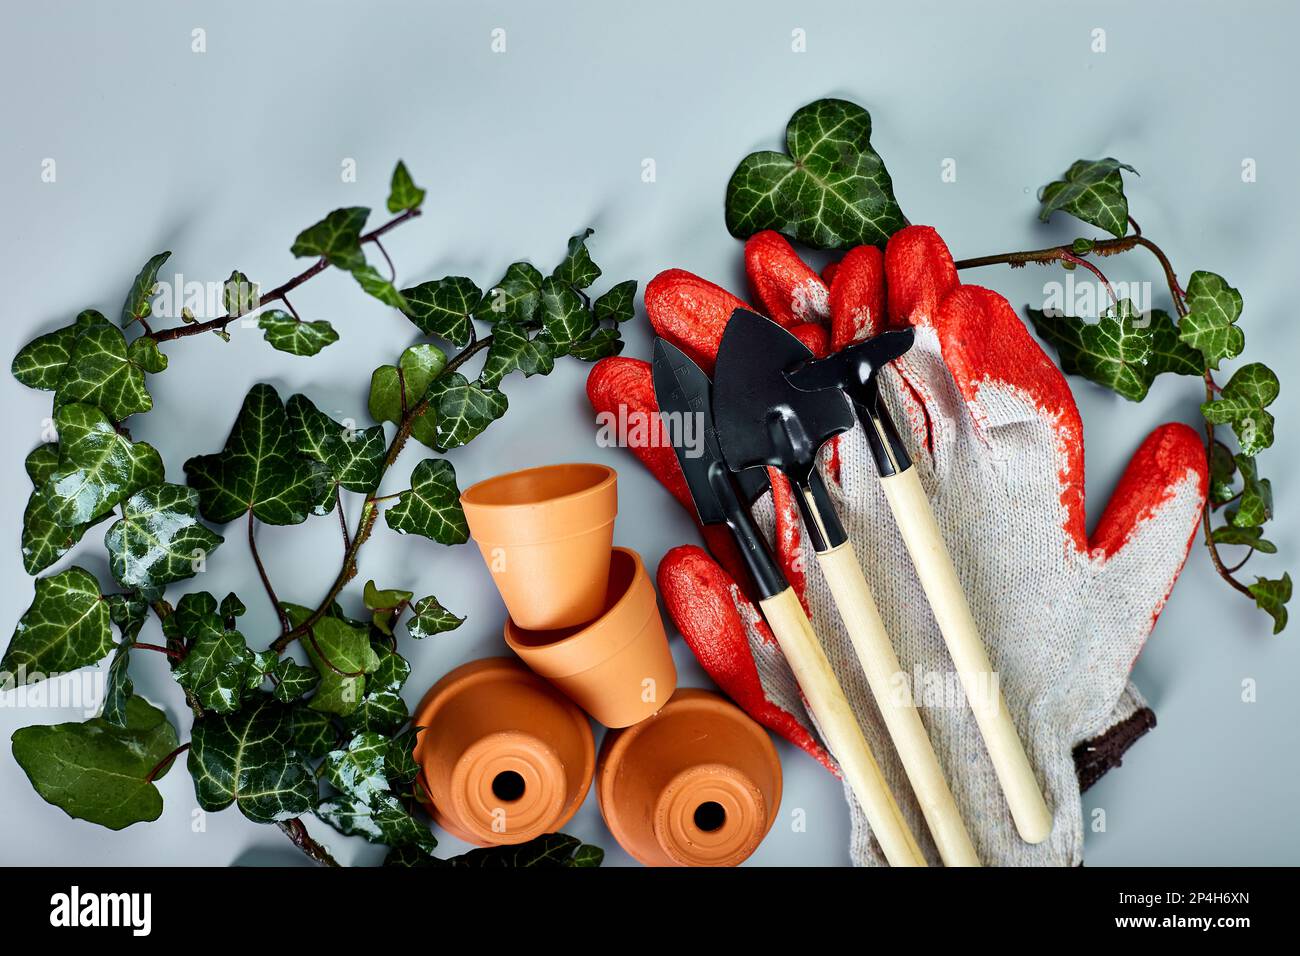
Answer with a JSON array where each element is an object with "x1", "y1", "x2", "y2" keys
[
  {"x1": 817, "y1": 541, "x2": 981, "y2": 866},
  {"x1": 758, "y1": 587, "x2": 926, "y2": 867},
  {"x1": 880, "y1": 466, "x2": 1053, "y2": 844}
]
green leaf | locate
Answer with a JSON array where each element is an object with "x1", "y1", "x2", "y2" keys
[
  {"x1": 25, "y1": 444, "x2": 60, "y2": 485},
  {"x1": 1209, "y1": 442, "x2": 1237, "y2": 506},
  {"x1": 173, "y1": 625, "x2": 254, "y2": 714},
  {"x1": 2, "y1": 567, "x2": 112, "y2": 684},
  {"x1": 324, "y1": 731, "x2": 390, "y2": 800},
  {"x1": 1201, "y1": 363, "x2": 1279, "y2": 456},
  {"x1": 479, "y1": 262, "x2": 544, "y2": 325},
  {"x1": 220, "y1": 591, "x2": 247, "y2": 621},
  {"x1": 387, "y1": 160, "x2": 426, "y2": 214},
  {"x1": 105, "y1": 483, "x2": 224, "y2": 593},
  {"x1": 101, "y1": 595, "x2": 148, "y2": 727},
  {"x1": 341, "y1": 644, "x2": 411, "y2": 735},
  {"x1": 271, "y1": 657, "x2": 319, "y2": 703},
  {"x1": 568, "y1": 328, "x2": 624, "y2": 362},
  {"x1": 1038, "y1": 158, "x2": 1137, "y2": 238},
  {"x1": 402, "y1": 276, "x2": 480, "y2": 345},
  {"x1": 385, "y1": 459, "x2": 469, "y2": 543},
  {"x1": 285, "y1": 607, "x2": 380, "y2": 717},
  {"x1": 386, "y1": 727, "x2": 421, "y2": 785},
  {"x1": 351, "y1": 263, "x2": 410, "y2": 311},
  {"x1": 1071, "y1": 238, "x2": 1096, "y2": 255},
  {"x1": 55, "y1": 311, "x2": 153, "y2": 420},
  {"x1": 594, "y1": 280, "x2": 637, "y2": 323},
  {"x1": 127, "y1": 336, "x2": 168, "y2": 374},
  {"x1": 406, "y1": 595, "x2": 464, "y2": 640},
  {"x1": 43, "y1": 403, "x2": 163, "y2": 526},
  {"x1": 290, "y1": 207, "x2": 369, "y2": 270},
  {"x1": 1211, "y1": 524, "x2": 1276, "y2": 554},
  {"x1": 1027, "y1": 299, "x2": 1152, "y2": 401},
  {"x1": 21, "y1": 488, "x2": 93, "y2": 575},
  {"x1": 538, "y1": 276, "x2": 595, "y2": 356},
  {"x1": 1146, "y1": 309, "x2": 1205, "y2": 378},
  {"x1": 368, "y1": 344, "x2": 447, "y2": 427},
  {"x1": 429, "y1": 373, "x2": 507, "y2": 450},
  {"x1": 318, "y1": 790, "x2": 435, "y2": 850},
  {"x1": 552, "y1": 228, "x2": 601, "y2": 289},
  {"x1": 725, "y1": 99, "x2": 906, "y2": 250},
  {"x1": 11, "y1": 696, "x2": 178, "y2": 829},
  {"x1": 1248, "y1": 573, "x2": 1291, "y2": 634},
  {"x1": 290, "y1": 706, "x2": 337, "y2": 758},
  {"x1": 364, "y1": 580, "x2": 413, "y2": 636},
  {"x1": 121, "y1": 252, "x2": 171, "y2": 327},
  {"x1": 185, "y1": 383, "x2": 328, "y2": 525},
  {"x1": 167, "y1": 591, "x2": 223, "y2": 643},
  {"x1": 287, "y1": 393, "x2": 386, "y2": 495},
  {"x1": 1227, "y1": 455, "x2": 1273, "y2": 528},
  {"x1": 1178, "y1": 271, "x2": 1245, "y2": 370},
  {"x1": 480, "y1": 322, "x2": 554, "y2": 388},
  {"x1": 258, "y1": 310, "x2": 339, "y2": 357},
  {"x1": 188, "y1": 694, "x2": 317, "y2": 823},
  {"x1": 223, "y1": 270, "x2": 259, "y2": 316},
  {"x1": 12, "y1": 315, "x2": 87, "y2": 390},
  {"x1": 421, "y1": 833, "x2": 605, "y2": 868}
]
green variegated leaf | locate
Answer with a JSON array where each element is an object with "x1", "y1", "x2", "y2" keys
[
  {"x1": 1201, "y1": 363, "x2": 1279, "y2": 456},
  {"x1": 290, "y1": 706, "x2": 337, "y2": 758},
  {"x1": 220, "y1": 592, "x2": 246, "y2": 621},
  {"x1": 12, "y1": 314, "x2": 91, "y2": 390},
  {"x1": 387, "y1": 160, "x2": 426, "y2": 214},
  {"x1": 258, "y1": 310, "x2": 339, "y2": 357},
  {"x1": 725, "y1": 99, "x2": 906, "y2": 249},
  {"x1": 479, "y1": 261, "x2": 544, "y2": 325},
  {"x1": 402, "y1": 276, "x2": 480, "y2": 345},
  {"x1": 25, "y1": 444, "x2": 60, "y2": 485},
  {"x1": 167, "y1": 591, "x2": 223, "y2": 643},
  {"x1": 407, "y1": 832, "x2": 604, "y2": 868},
  {"x1": 1178, "y1": 271, "x2": 1244, "y2": 370},
  {"x1": 1027, "y1": 300, "x2": 1152, "y2": 401},
  {"x1": 101, "y1": 594, "x2": 148, "y2": 728},
  {"x1": 363, "y1": 580, "x2": 413, "y2": 636},
  {"x1": 386, "y1": 730, "x2": 421, "y2": 787},
  {"x1": 1212, "y1": 525, "x2": 1276, "y2": 554},
  {"x1": 352, "y1": 263, "x2": 410, "y2": 311},
  {"x1": 1248, "y1": 573, "x2": 1291, "y2": 634},
  {"x1": 43, "y1": 403, "x2": 163, "y2": 526},
  {"x1": 21, "y1": 489, "x2": 94, "y2": 576},
  {"x1": 568, "y1": 328, "x2": 624, "y2": 362},
  {"x1": 290, "y1": 207, "x2": 369, "y2": 270},
  {"x1": 121, "y1": 252, "x2": 171, "y2": 327},
  {"x1": 55, "y1": 311, "x2": 153, "y2": 420},
  {"x1": 480, "y1": 323, "x2": 554, "y2": 388},
  {"x1": 385, "y1": 459, "x2": 468, "y2": 543},
  {"x1": 324, "y1": 731, "x2": 390, "y2": 800},
  {"x1": 428, "y1": 374, "x2": 507, "y2": 450},
  {"x1": 105, "y1": 483, "x2": 224, "y2": 593},
  {"x1": 368, "y1": 344, "x2": 447, "y2": 430},
  {"x1": 1227, "y1": 456, "x2": 1273, "y2": 528},
  {"x1": 2, "y1": 567, "x2": 112, "y2": 684},
  {"x1": 406, "y1": 595, "x2": 463, "y2": 640},
  {"x1": 287, "y1": 393, "x2": 386, "y2": 494},
  {"x1": 552, "y1": 228, "x2": 601, "y2": 289},
  {"x1": 173, "y1": 625, "x2": 254, "y2": 714},
  {"x1": 1038, "y1": 158, "x2": 1137, "y2": 238},
  {"x1": 223, "y1": 270, "x2": 259, "y2": 316},
  {"x1": 184, "y1": 384, "x2": 327, "y2": 525},
  {"x1": 282, "y1": 604, "x2": 379, "y2": 718},
  {"x1": 594, "y1": 279, "x2": 637, "y2": 323},
  {"x1": 127, "y1": 336, "x2": 168, "y2": 374},
  {"x1": 318, "y1": 790, "x2": 435, "y2": 849},
  {"x1": 11, "y1": 696, "x2": 178, "y2": 829},
  {"x1": 1209, "y1": 442, "x2": 1237, "y2": 506},
  {"x1": 538, "y1": 276, "x2": 595, "y2": 356},
  {"x1": 271, "y1": 658, "x2": 319, "y2": 703},
  {"x1": 1146, "y1": 309, "x2": 1205, "y2": 378},
  {"x1": 187, "y1": 694, "x2": 317, "y2": 823}
]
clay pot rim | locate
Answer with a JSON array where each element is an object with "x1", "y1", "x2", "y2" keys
[
  {"x1": 460, "y1": 462, "x2": 616, "y2": 511},
  {"x1": 504, "y1": 547, "x2": 653, "y2": 678}
]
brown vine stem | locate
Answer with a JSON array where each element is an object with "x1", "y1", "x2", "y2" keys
[
  {"x1": 145, "y1": 742, "x2": 190, "y2": 784},
  {"x1": 249, "y1": 510, "x2": 291, "y2": 634},
  {"x1": 277, "y1": 818, "x2": 341, "y2": 867},
  {"x1": 145, "y1": 208, "x2": 422, "y2": 343},
  {"x1": 270, "y1": 333, "x2": 495, "y2": 654}
]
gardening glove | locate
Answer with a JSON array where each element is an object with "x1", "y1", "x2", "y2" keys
[{"x1": 586, "y1": 226, "x2": 1208, "y2": 866}]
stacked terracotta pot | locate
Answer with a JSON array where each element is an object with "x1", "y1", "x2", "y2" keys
[{"x1": 413, "y1": 463, "x2": 782, "y2": 866}]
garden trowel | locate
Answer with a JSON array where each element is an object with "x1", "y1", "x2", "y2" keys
[
  {"x1": 788, "y1": 327, "x2": 1054, "y2": 845},
  {"x1": 651, "y1": 338, "x2": 925, "y2": 867},
  {"x1": 712, "y1": 309, "x2": 979, "y2": 866}
]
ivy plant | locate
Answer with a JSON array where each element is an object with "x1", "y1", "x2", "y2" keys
[{"x1": 5, "y1": 161, "x2": 619, "y2": 866}]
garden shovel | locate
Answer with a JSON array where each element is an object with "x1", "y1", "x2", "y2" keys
[
  {"x1": 712, "y1": 309, "x2": 979, "y2": 867},
  {"x1": 788, "y1": 327, "x2": 1054, "y2": 844},
  {"x1": 651, "y1": 338, "x2": 925, "y2": 867}
]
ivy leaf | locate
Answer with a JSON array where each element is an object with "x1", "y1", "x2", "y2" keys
[
  {"x1": 185, "y1": 384, "x2": 328, "y2": 525},
  {"x1": 387, "y1": 160, "x2": 426, "y2": 214},
  {"x1": 1027, "y1": 299, "x2": 1152, "y2": 401},
  {"x1": 188, "y1": 694, "x2": 318, "y2": 823},
  {"x1": 101, "y1": 594, "x2": 148, "y2": 728},
  {"x1": 364, "y1": 580, "x2": 413, "y2": 636},
  {"x1": 1212, "y1": 525, "x2": 1276, "y2": 554},
  {"x1": 385, "y1": 459, "x2": 469, "y2": 543},
  {"x1": 12, "y1": 314, "x2": 89, "y2": 390},
  {"x1": 121, "y1": 252, "x2": 171, "y2": 327},
  {"x1": 479, "y1": 262, "x2": 544, "y2": 325},
  {"x1": 1209, "y1": 442, "x2": 1237, "y2": 506},
  {"x1": 271, "y1": 657, "x2": 319, "y2": 703},
  {"x1": 25, "y1": 444, "x2": 59, "y2": 485},
  {"x1": 283, "y1": 605, "x2": 380, "y2": 717},
  {"x1": 406, "y1": 595, "x2": 464, "y2": 640},
  {"x1": 1146, "y1": 309, "x2": 1205, "y2": 378},
  {"x1": 2, "y1": 567, "x2": 112, "y2": 684},
  {"x1": 291, "y1": 707, "x2": 337, "y2": 758},
  {"x1": 173, "y1": 624, "x2": 254, "y2": 714},
  {"x1": 290, "y1": 207, "x2": 369, "y2": 271},
  {"x1": 341, "y1": 644, "x2": 411, "y2": 735},
  {"x1": 21, "y1": 488, "x2": 94, "y2": 575},
  {"x1": 594, "y1": 280, "x2": 637, "y2": 323},
  {"x1": 43, "y1": 403, "x2": 163, "y2": 526},
  {"x1": 1178, "y1": 271, "x2": 1245, "y2": 370},
  {"x1": 1226, "y1": 455, "x2": 1273, "y2": 528},
  {"x1": 287, "y1": 393, "x2": 386, "y2": 495},
  {"x1": 418, "y1": 833, "x2": 605, "y2": 868},
  {"x1": 324, "y1": 731, "x2": 390, "y2": 800},
  {"x1": 318, "y1": 790, "x2": 435, "y2": 850},
  {"x1": 386, "y1": 727, "x2": 421, "y2": 785},
  {"x1": 258, "y1": 310, "x2": 339, "y2": 357},
  {"x1": 223, "y1": 270, "x2": 259, "y2": 316},
  {"x1": 1037, "y1": 158, "x2": 1137, "y2": 239},
  {"x1": 351, "y1": 263, "x2": 409, "y2": 311},
  {"x1": 1201, "y1": 363, "x2": 1279, "y2": 456},
  {"x1": 368, "y1": 344, "x2": 447, "y2": 429},
  {"x1": 725, "y1": 99, "x2": 906, "y2": 249},
  {"x1": 127, "y1": 336, "x2": 168, "y2": 374},
  {"x1": 480, "y1": 322, "x2": 554, "y2": 388},
  {"x1": 568, "y1": 328, "x2": 624, "y2": 362},
  {"x1": 11, "y1": 696, "x2": 179, "y2": 830},
  {"x1": 429, "y1": 374, "x2": 507, "y2": 450},
  {"x1": 538, "y1": 276, "x2": 595, "y2": 356},
  {"x1": 552, "y1": 228, "x2": 601, "y2": 289},
  {"x1": 54, "y1": 311, "x2": 153, "y2": 420},
  {"x1": 1248, "y1": 573, "x2": 1291, "y2": 634},
  {"x1": 402, "y1": 276, "x2": 480, "y2": 345},
  {"x1": 105, "y1": 483, "x2": 224, "y2": 594},
  {"x1": 167, "y1": 591, "x2": 223, "y2": 643}
]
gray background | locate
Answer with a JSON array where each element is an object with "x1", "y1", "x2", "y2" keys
[{"x1": 1, "y1": 0, "x2": 1296, "y2": 866}]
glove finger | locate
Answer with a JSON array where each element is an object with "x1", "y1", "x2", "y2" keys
[
  {"x1": 658, "y1": 544, "x2": 836, "y2": 772},
  {"x1": 745, "y1": 230, "x2": 830, "y2": 327},
  {"x1": 644, "y1": 269, "x2": 750, "y2": 374},
  {"x1": 829, "y1": 244, "x2": 886, "y2": 351},
  {"x1": 885, "y1": 225, "x2": 960, "y2": 327}
]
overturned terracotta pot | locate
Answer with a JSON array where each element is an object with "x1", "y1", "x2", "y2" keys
[
  {"x1": 597, "y1": 688, "x2": 782, "y2": 867},
  {"x1": 412, "y1": 657, "x2": 595, "y2": 846},
  {"x1": 461, "y1": 463, "x2": 617, "y2": 630},
  {"x1": 505, "y1": 547, "x2": 677, "y2": 728}
]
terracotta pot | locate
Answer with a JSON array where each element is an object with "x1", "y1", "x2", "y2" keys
[
  {"x1": 412, "y1": 657, "x2": 595, "y2": 846},
  {"x1": 461, "y1": 463, "x2": 617, "y2": 630},
  {"x1": 505, "y1": 547, "x2": 677, "y2": 728},
  {"x1": 597, "y1": 688, "x2": 782, "y2": 867}
]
